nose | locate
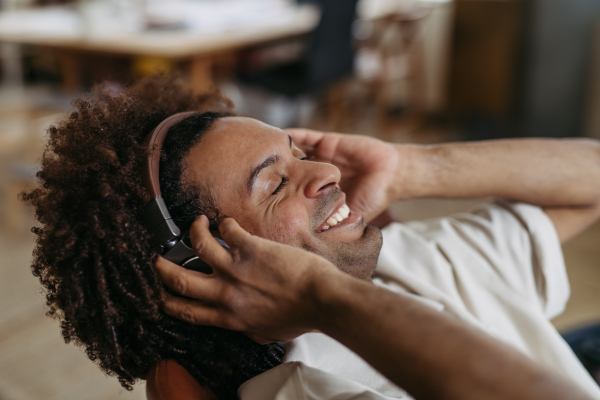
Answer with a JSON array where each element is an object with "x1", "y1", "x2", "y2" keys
[{"x1": 300, "y1": 161, "x2": 341, "y2": 199}]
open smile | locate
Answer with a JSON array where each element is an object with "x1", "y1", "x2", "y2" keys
[{"x1": 316, "y1": 202, "x2": 361, "y2": 233}]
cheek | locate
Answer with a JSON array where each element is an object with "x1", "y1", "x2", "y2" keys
[{"x1": 262, "y1": 205, "x2": 309, "y2": 246}]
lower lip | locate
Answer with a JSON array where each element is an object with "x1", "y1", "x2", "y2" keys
[{"x1": 319, "y1": 210, "x2": 361, "y2": 233}]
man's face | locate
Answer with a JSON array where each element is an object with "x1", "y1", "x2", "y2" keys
[{"x1": 184, "y1": 117, "x2": 382, "y2": 280}]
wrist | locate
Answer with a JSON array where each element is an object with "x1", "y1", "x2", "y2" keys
[
  {"x1": 389, "y1": 144, "x2": 438, "y2": 200},
  {"x1": 309, "y1": 268, "x2": 367, "y2": 337}
]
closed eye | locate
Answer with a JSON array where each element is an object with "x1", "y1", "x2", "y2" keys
[
  {"x1": 270, "y1": 156, "x2": 309, "y2": 196},
  {"x1": 272, "y1": 176, "x2": 288, "y2": 195}
]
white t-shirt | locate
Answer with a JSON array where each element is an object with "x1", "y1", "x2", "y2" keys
[{"x1": 239, "y1": 201, "x2": 600, "y2": 400}]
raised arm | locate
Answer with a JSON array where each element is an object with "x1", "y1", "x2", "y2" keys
[
  {"x1": 156, "y1": 216, "x2": 595, "y2": 400},
  {"x1": 401, "y1": 138, "x2": 600, "y2": 242},
  {"x1": 288, "y1": 129, "x2": 600, "y2": 243}
]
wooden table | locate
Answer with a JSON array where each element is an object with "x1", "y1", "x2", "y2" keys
[{"x1": 0, "y1": 3, "x2": 320, "y2": 92}]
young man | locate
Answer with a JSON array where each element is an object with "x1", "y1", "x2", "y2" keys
[
  {"x1": 157, "y1": 116, "x2": 600, "y2": 399},
  {"x1": 24, "y1": 75, "x2": 600, "y2": 399}
]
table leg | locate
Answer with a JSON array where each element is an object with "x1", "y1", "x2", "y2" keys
[
  {"x1": 189, "y1": 57, "x2": 214, "y2": 93},
  {"x1": 56, "y1": 51, "x2": 82, "y2": 93},
  {"x1": 5, "y1": 179, "x2": 30, "y2": 234},
  {"x1": 1, "y1": 43, "x2": 23, "y2": 87}
]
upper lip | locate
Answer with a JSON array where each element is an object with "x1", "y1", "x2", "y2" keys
[{"x1": 317, "y1": 193, "x2": 346, "y2": 231}]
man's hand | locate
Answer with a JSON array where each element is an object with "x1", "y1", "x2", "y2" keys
[
  {"x1": 287, "y1": 128, "x2": 407, "y2": 223},
  {"x1": 155, "y1": 215, "x2": 341, "y2": 343},
  {"x1": 290, "y1": 129, "x2": 600, "y2": 242}
]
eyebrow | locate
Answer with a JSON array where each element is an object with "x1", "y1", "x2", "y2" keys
[
  {"x1": 247, "y1": 154, "x2": 281, "y2": 195},
  {"x1": 246, "y1": 134, "x2": 293, "y2": 195}
]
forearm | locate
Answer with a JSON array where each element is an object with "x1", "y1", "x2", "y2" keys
[
  {"x1": 314, "y1": 274, "x2": 593, "y2": 400},
  {"x1": 396, "y1": 138, "x2": 600, "y2": 207}
]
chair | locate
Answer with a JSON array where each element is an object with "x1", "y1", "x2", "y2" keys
[
  {"x1": 146, "y1": 209, "x2": 401, "y2": 400},
  {"x1": 238, "y1": 0, "x2": 359, "y2": 98},
  {"x1": 146, "y1": 360, "x2": 216, "y2": 400}
]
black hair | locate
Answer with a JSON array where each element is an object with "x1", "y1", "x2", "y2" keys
[{"x1": 160, "y1": 112, "x2": 228, "y2": 231}]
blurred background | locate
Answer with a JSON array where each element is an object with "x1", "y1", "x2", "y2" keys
[{"x1": 0, "y1": 0, "x2": 599, "y2": 398}]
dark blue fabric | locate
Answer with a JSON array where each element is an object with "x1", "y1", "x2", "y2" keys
[
  {"x1": 239, "y1": 0, "x2": 359, "y2": 97},
  {"x1": 563, "y1": 323, "x2": 600, "y2": 385}
]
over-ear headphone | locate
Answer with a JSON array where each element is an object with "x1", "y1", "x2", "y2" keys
[{"x1": 139, "y1": 111, "x2": 228, "y2": 273}]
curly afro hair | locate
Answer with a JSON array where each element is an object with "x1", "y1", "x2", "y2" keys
[{"x1": 21, "y1": 74, "x2": 284, "y2": 399}]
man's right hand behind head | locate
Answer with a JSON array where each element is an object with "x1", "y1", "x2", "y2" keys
[{"x1": 155, "y1": 215, "x2": 343, "y2": 344}]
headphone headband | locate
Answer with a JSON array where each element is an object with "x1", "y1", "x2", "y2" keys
[
  {"x1": 140, "y1": 111, "x2": 197, "y2": 248},
  {"x1": 141, "y1": 111, "x2": 197, "y2": 199},
  {"x1": 138, "y1": 110, "x2": 228, "y2": 271}
]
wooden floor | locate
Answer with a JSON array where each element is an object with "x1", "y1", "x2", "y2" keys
[
  {"x1": 0, "y1": 227, "x2": 147, "y2": 400},
  {"x1": 1, "y1": 97, "x2": 599, "y2": 399}
]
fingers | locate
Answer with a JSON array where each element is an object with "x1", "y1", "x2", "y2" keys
[
  {"x1": 162, "y1": 293, "x2": 238, "y2": 329},
  {"x1": 164, "y1": 293, "x2": 284, "y2": 340},
  {"x1": 189, "y1": 215, "x2": 232, "y2": 269},
  {"x1": 285, "y1": 128, "x2": 325, "y2": 147},
  {"x1": 155, "y1": 256, "x2": 224, "y2": 302},
  {"x1": 218, "y1": 218, "x2": 257, "y2": 259},
  {"x1": 164, "y1": 293, "x2": 287, "y2": 341}
]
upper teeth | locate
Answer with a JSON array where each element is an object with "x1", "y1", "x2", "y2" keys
[{"x1": 324, "y1": 204, "x2": 350, "y2": 230}]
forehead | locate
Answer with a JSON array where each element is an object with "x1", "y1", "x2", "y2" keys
[{"x1": 183, "y1": 116, "x2": 287, "y2": 197}]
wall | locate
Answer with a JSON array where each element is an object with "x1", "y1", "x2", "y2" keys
[{"x1": 516, "y1": 0, "x2": 600, "y2": 137}]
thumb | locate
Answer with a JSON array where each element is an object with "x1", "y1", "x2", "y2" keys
[{"x1": 343, "y1": 184, "x2": 376, "y2": 222}]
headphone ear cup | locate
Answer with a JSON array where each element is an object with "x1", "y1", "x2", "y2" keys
[
  {"x1": 181, "y1": 257, "x2": 213, "y2": 274},
  {"x1": 163, "y1": 234, "x2": 225, "y2": 273}
]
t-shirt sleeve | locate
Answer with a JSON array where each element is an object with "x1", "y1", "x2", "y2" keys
[{"x1": 431, "y1": 200, "x2": 570, "y2": 319}]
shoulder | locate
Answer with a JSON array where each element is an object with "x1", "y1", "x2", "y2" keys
[{"x1": 377, "y1": 200, "x2": 568, "y2": 319}]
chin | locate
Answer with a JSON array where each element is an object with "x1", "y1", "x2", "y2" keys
[{"x1": 327, "y1": 224, "x2": 383, "y2": 281}]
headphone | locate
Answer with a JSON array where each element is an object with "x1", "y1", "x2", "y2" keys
[{"x1": 139, "y1": 111, "x2": 228, "y2": 272}]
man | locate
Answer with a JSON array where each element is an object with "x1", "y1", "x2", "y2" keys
[
  {"x1": 24, "y1": 75, "x2": 600, "y2": 399},
  {"x1": 157, "y1": 116, "x2": 600, "y2": 399}
]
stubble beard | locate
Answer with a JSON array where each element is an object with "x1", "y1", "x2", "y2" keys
[
  {"x1": 302, "y1": 187, "x2": 383, "y2": 280},
  {"x1": 303, "y1": 190, "x2": 382, "y2": 279},
  {"x1": 323, "y1": 223, "x2": 383, "y2": 280}
]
